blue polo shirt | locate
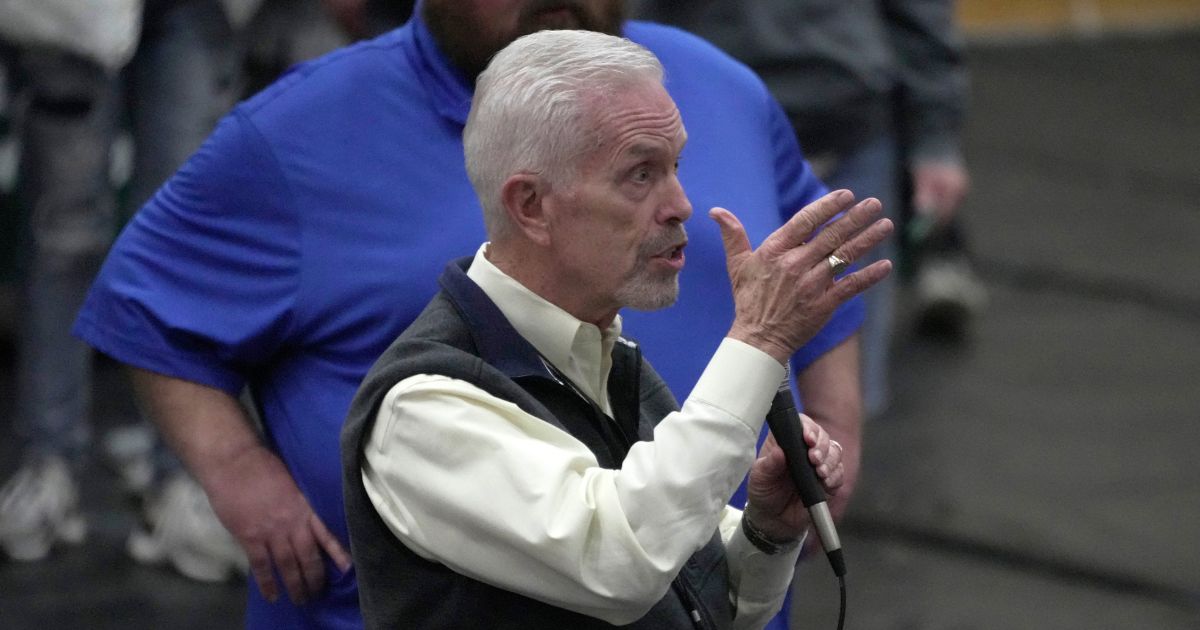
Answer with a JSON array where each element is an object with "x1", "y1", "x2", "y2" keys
[{"x1": 75, "y1": 13, "x2": 862, "y2": 630}]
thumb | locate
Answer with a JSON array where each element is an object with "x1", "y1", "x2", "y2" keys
[{"x1": 709, "y1": 207, "x2": 751, "y2": 267}]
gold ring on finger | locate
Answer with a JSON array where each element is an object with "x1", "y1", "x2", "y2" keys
[{"x1": 827, "y1": 254, "x2": 849, "y2": 275}]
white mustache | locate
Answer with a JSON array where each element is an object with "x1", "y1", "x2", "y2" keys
[{"x1": 641, "y1": 225, "x2": 688, "y2": 258}]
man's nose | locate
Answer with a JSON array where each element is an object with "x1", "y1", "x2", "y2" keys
[{"x1": 660, "y1": 175, "x2": 693, "y2": 224}]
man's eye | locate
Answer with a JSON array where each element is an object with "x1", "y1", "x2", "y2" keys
[{"x1": 631, "y1": 167, "x2": 651, "y2": 183}]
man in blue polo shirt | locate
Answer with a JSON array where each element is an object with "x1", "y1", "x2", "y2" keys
[{"x1": 75, "y1": 1, "x2": 867, "y2": 627}]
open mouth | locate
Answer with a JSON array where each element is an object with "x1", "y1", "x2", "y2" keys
[{"x1": 653, "y1": 241, "x2": 687, "y2": 269}]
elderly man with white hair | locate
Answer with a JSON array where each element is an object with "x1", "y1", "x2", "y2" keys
[{"x1": 342, "y1": 29, "x2": 892, "y2": 630}]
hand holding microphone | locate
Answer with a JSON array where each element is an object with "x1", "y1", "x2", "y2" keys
[
  {"x1": 711, "y1": 189, "x2": 884, "y2": 629},
  {"x1": 759, "y1": 371, "x2": 846, "y2": 576},
  {"x1": 711, "y1": 189, "x2": 890, "y2": 577}
]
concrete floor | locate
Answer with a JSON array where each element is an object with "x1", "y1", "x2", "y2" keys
[
  {"x1": 789, "y1": 30, "x2": 1200, "y2": 630},
  {"x1": 2, "y1": 31, "x2": 1198, "y2": 630}
]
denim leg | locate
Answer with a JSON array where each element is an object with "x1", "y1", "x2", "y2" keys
[
  {"x1": 127, "y1": 0, "x2": 240, "y2": 210},
  {"x1": 818, "y1": 134, "x2": 900, "y2": 419},
  {"x1": 13, "y1": 50, "x2": 120, "y2": 465}
]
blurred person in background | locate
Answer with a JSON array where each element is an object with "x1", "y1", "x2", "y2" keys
[
  {"x1": 0, "y1": 0, "x2": 248, "y2": 581},
  {"x1": 73, "y1": 0, "x2": 870, "y2": 626},
  {"x1": 240, "y1": 0, "x2": 421, "y2": 95},
  {"x1": 239, "y1": 0, "x2": 361, "y2": 94},
  {"x1": 636, "y1": 0, "x2": 989, "y2": 419}
]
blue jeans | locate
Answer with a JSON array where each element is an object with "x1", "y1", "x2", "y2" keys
[
  {"x1": 7, "y1": 0, "x2": 238, "y2": 466},
  {"x1": 809, "y1": 133, "x2": 900, "y2": 419}
]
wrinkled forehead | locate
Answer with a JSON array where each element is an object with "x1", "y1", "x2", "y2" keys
[{"x1": 582, "y1": 80, "x2": 685, "y2": 151}]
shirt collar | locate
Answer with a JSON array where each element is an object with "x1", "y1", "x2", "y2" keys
[
  {"x1": 403, "y1": 6, "x2": 634, "y2": 126},
  {"x1": 467, "y1": 244, "x2": 622, "y2": 410}
]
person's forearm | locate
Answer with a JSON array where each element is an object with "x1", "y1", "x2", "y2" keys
[
  {"x1": 795, "y1": 334, "x2": 862, "y2": 516},
  {"x1": 130, "y1": 367, "x2": 352, "y2": 603},
  {"x1": 129, "y1": 367, "x2": 264, "y2": 490}
]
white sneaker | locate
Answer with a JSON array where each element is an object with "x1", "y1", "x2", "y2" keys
[
  {"x1": 127, "y1": 473, "x2": 248, "y2": 582},
  {"x1": 102, "y1": 424, "x2": 157, "y2": 496},
  {"x1": 914, "y1": 255, "x2": 989, "y2": 337},
  {"x1": 0, "y1": 456, "x2": 88, "y2": 561}
]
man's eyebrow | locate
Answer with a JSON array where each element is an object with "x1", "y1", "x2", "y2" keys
[
  {"x1": 624, "y1": 142, "x2": 663, "y2": 157},
  {"x1": 622, "y1": 140, "x2": 681, "y2": 160}
]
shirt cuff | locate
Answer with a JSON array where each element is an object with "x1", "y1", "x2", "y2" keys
[
  {"x1": 688, "y1": 338, "x2": 786, "y2": 434},
  {"x1": 726, "y1": 515, "x2": 806, "y2": 618}
]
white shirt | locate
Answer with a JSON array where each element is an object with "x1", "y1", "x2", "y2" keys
[{"x1": 362, "y1": 244, "x2": 802, "y2": 628}]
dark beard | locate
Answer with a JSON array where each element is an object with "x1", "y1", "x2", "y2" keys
[{"x1": 423, "y1": 1, "x2": 626, "y2": 82}]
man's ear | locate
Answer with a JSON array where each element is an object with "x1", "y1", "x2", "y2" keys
[{"x1": 500, "y1": 173, "x2": 552, "y2": 246}]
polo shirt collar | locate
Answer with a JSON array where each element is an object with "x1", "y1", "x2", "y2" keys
[{"x1": 403, "y1": 5, "x2": 631, "y2": 126}]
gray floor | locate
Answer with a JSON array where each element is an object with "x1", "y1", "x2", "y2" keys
[
  {"x1": 2, "y1": 31, "x2": 1198, "y2": 630},
  {"x1": 790, "y1": 31, "x2": 1200, "y2": 630}
]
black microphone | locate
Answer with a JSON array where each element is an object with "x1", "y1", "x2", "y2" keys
[{"x1": 763, "y1": 369, "x2": 846, "y2": 577}]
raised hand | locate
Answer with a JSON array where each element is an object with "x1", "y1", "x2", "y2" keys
[{"x1": 709, "y1": 189, "x2": 894, "y2": 363}]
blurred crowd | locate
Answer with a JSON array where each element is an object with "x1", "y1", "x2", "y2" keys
[{"x1": 0, "y1": 0, "x2": 390, "y2": 583}]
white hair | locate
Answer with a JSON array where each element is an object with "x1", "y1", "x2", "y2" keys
[{"x1": 463, "y1": 29, "x2": 665, "y2": 241}]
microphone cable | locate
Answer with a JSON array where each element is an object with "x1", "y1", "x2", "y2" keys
[{"x1": 837, "y1": 572, "x2": 846, "y2": 630}]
